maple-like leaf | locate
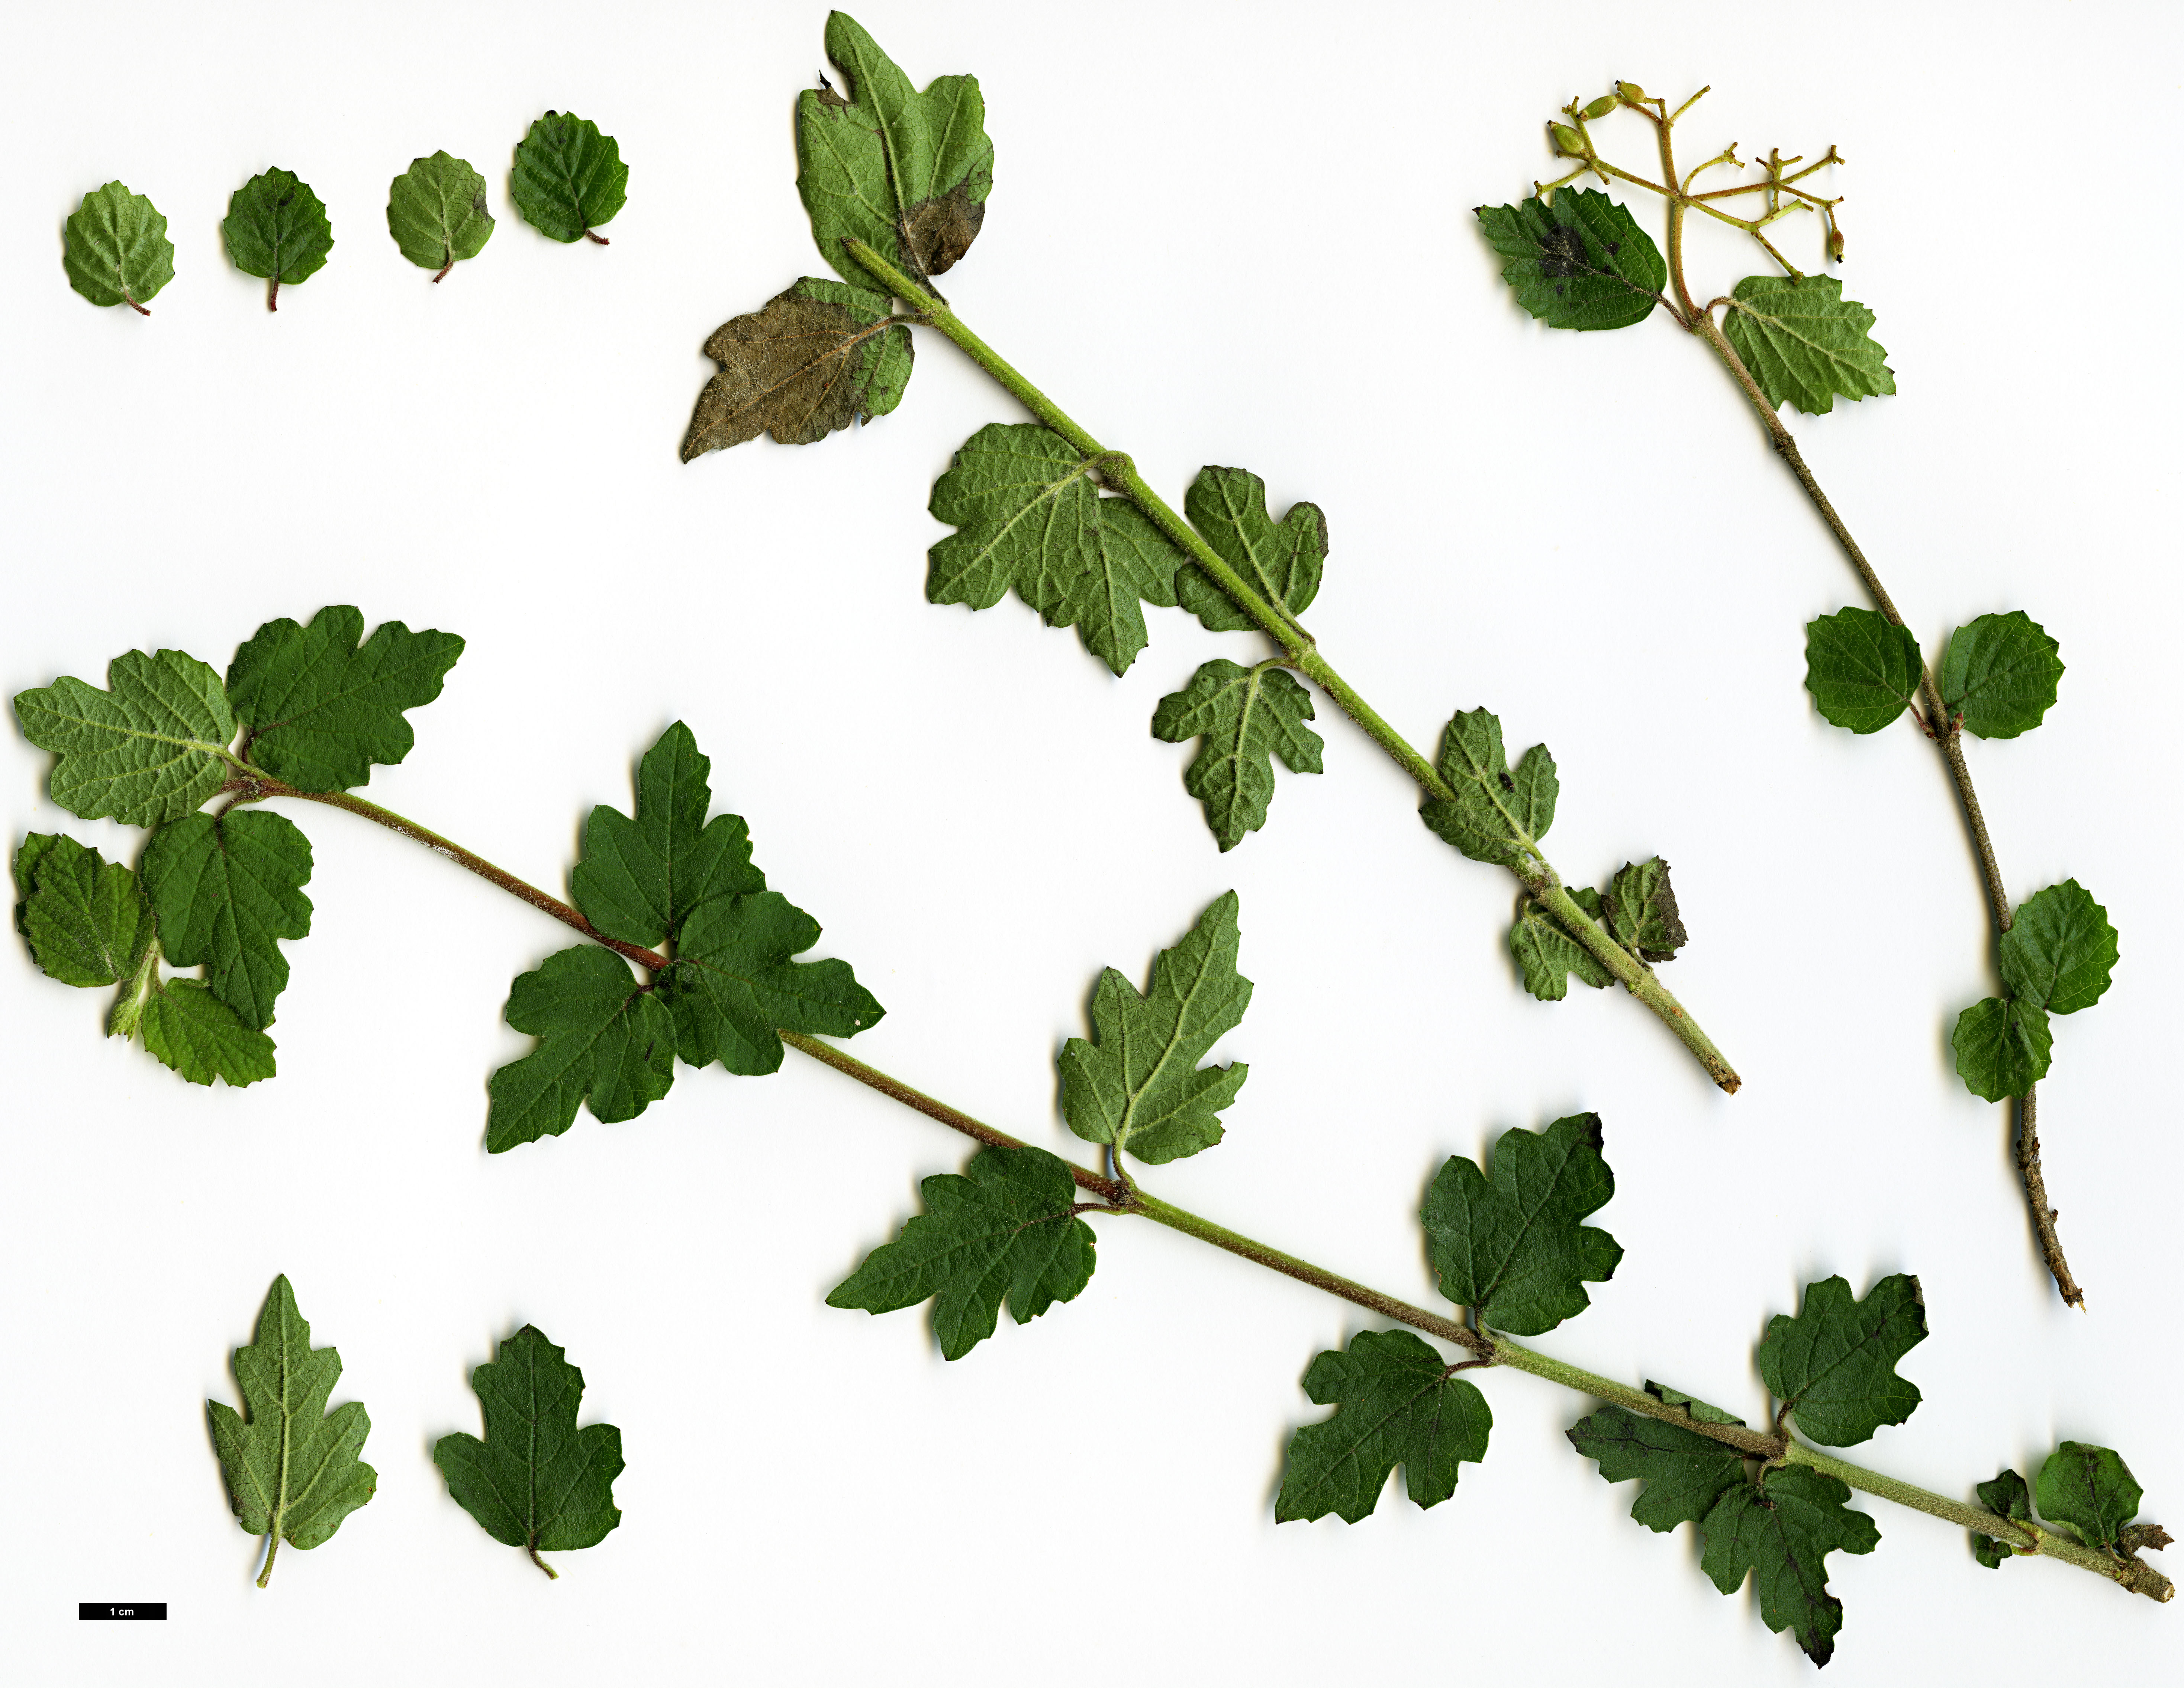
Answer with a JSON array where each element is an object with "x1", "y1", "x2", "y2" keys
[
  {"x1": 139, "y1": 810, "x2": 313, "y2": 1030},
  {"x1": 486, "y1": 946, "x2": 676, "y2": 1152},
  {"x1": 1151, "y1": 659, "x2": 1323, "y2": 851},
  {"x1": 1699, "y1": 1466, "x2": 1880, "y2": 1666},
  {"x1": 15, "y1": 648, "x2": 237, "y2": 827},
  {"x1": 1757, "y1": 1273, "x2": 1925, "y2": 1447},
  {"x1": 1275, "y1": 1329, "x2": 1491, "y2": 1523},
  {"x1": 1418, "y1": 708, "x2": 1557, "y2": 872},
  {"x1": 1174, "y1": 466, "x2": 1326, "y2": 634}
]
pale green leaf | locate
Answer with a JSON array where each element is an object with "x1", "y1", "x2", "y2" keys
[
  {"x1": 1418, "y1": 708, "x2": 1556, "y2": 871},
  {"x1": 1604, "y1": 857, "x2": 1687, "y2": 962},
  {"x1": 14, "y1": 834, "x2": 153, "y2": 989},
  {"x1": 1723, "y1": 275, "x2": 1894, "y2": 415},
  {"x1": 1275, "y1": 1330, "x2": 1491, "y2": 1524},
  {"x1": 1175, "y1": 466, "x2": 1325, "y2": 633},
  {"x1": 1150, "y1": 660, "x2": 1322, "y2": 851},
  {"x1": 1508, "y1": 896, "x2": 1611, "y2": 1000},
  {"x1": 15, "y1": 648, "x2": 237, "y2": 827},
  {"x1": 137, "y1": 980, "x2": 277, "y2": 1087},
  {"x1": 386, "y1": 152, "x2": 493, "y2": 278},
  {"x1": 64, "y1": 181, "x2": 174, "y2": 311},
  {"x1": 511, "y1": 112, "x2": 627, "y2": 244}
]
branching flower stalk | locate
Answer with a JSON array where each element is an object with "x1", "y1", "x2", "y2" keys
[{"x1": 1486, "y1": 83, "x2": 2117, "y2": 1304}]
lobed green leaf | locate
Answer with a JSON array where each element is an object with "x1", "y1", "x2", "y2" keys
[
  {"x1": 1723, "y1": 275, "x2": 1894, "y2": 415},
  {"x1": 511, "y1": 112, "x2": 628, "y2": 243},
  {"x1": 1971, "y1": 1467, "x2": 2032, "y2": 1568},
  {"x1": 1756, "y1": 1273, "x2": 1924, "y2": 1448},
  {"x1": 1508, "y1": 895, "x2": 1611, "y2": 1001},
  {"x1": 680, "y1": 278, "x2": 913, "y2": 459},
  {"x1": 1952, "y1": 995, "x2": 2051, "y2": 1101},
  {"x1": 1937, "y1": 611, "x2": 2061, "y2": 739},
  {"x1": 487, "y1": 945, "x2": 676, "y2": 1152},
  {"x1": 1568, "y1": 1405, "x2": 1745, "y2": 1532},
  {"x1": 2036, "y1": 1442, "x2": 2144, "y2": 1551},
  {"x1": 659, "y1": 891, "x2": 885, "y2": 1076},
  {"x1": 1803, "y1": 607, "x2": 1923, "y2": 734},
  {"x1": 1150, "y1": 660, "x2": 1322, "y2": 852},
  {"x1": 15, "y1": 648, "x2": 236, "y2": 827},
  {"x1": 14, "y1": 834, "x2": 153, "y2": 989},
  {"x1": 1643, "y1": 1380, "x2": 1747, "y2": 1425},
  {"x1": 1275, "y1": 1329, "x2": 1491, "y2": 1524},
  {"x1": 1699, "y1": 1465, "x2": 1879, "y2": 1666},
  {"x1": 64, "y1": 181, "x2": 174, "y2": 309},
  {"x1": 1604, "y1": 857, "x2": 1687, "y2": 962},
  {"x1": 1175, "y1": 466, "x2": 1325, "y2": 634},
  {"x1": 136, "y1": 980, "x2": 278, "y2": 1087},
  {"x1": 1474, "y1": 191, "x2": 1665, "y2": 331},
  {"x1": 1418, "y1": 708, "x2": 1557, "y2": 871},
  {"x1": 2000, "y1": 880, "x2": 2116, "y2": 1016},
  {"x1": 386, "y1": 152, "x2": 493, "y2": 276},
  {"x1": 140, "y1": 810, "x2": 313, "y2": 1032},
  {"x1": 222, "y1": 168, "x2": 334, "y2": 299}
]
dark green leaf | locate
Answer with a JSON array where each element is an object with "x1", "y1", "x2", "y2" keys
[
  {"x1": 2000, "y1": 880, "x2": 2116, "y2": 1016},
  {"x1": 797, "y1": 11, "x2": 993, "y2": 292},
  {"x1": 570, "y1": 721, "x2": 764, "y2": 948},
  {"x1": 1175, "y1": 466, "x2": 1325, "y2": 634},
  {"x1": 1937, "y1": 611, "x2": 2062, "y2": 739},
  {"x1": 487, "y1": 945, "x2": 676, "y2": 1152},
  {"x1": 433, "y1": 1325, "x2": 623, "y2": 1574},
  {"x1": 1757, "y1": 1274, "x2": 1925, "y2": 1448},
  {"x1": 1057, "y1": 891, "x2": 1251, "y2": 1164},
  {"x1": 1971, "y1": 1468, "x2": 2031, "y2": 1568},
  {"x1": 386, "y1": 152, "x2": 493, "y2": 278},
  {"x1": 1421, "y1": 1112, "x2": 1621, "y2": 1336},
  {"x1": 510, "y1": 112, "x2": 628, "y2": 244},
  {"x1": 827, "y1": 1145, "x2": 1095, "y2": 1360},
  {"x1": 222, "y1": 168, "x2": 333, "y2": 309},
  {"x1": 1508, "y1": 896, "x2": 1611, "y2": 1001},
  {"x1": 658, "y1": 891, "x2": 885, "y2": 1076},
  {"x1": 1643, "y1": 1380, "x2": 1747, "y2": 1426},
  {"x1": 1723, "y1": 275, "x2": 1895, "y2": 415},
  {"x1": 1150, "y1": 660, "x2": 1322, "y2": 852},
  {"x1": 226, "y1": 606, "x2": 464, "y2": 794},
  {"x1": 133, "y1": 980, "x2": 278, "y2": 1087},
  {"x1": 1568, "y1": 1405, "x2": 1745, "y2": 1531},
  {"x1": 679, "y1": 278, "x2": 913, "y2": 460},
  {"x1": 63, "y1": 181, "x2": 174, "y2": 311},
  {"x1": 1604, "y1": 857, "x2": 1686, "y2": 962},
  {"x1": 14, "y1": 834, "x2": 153, "y2": 988},
  {"x1": 1474, "y1": 190, "x2": 1664, "y2": 331},
  {"x1": 15, "y1": 648, "x2": 236, "y2": 827},
  {"x1": 1418, "y1": 708, "x2": 1557, "y2": 871},
  {"x1": 208, "y1": 1276, "x2": 376, "y2": 1584},
  {"x1": 1952, "y1": 995, "x2": 2051, "y2": 1101},
  {"x1": 927, "y1": 422, "x2": 1185, "y2": 676},
  {"x1": 1699, "y1": 1466, "x2": 1879, "y2": 1667},
  {"x1": 1803, "y1": 607, "x2": 1923, "y2": 734},
  {"x1": 2036, "y1": 1442, "x2": 2144, "y2": 1551},
  {"x1": 1275, "y1": 1330, "x2": 1491, "y2": 1524},
  {"x1": 140, "y1": 811, "x2": 312, "y2": 1031}
]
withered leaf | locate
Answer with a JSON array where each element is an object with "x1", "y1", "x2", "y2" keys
[{"x1": 680, "y1": 277, "x2": 913, "y2": 461}]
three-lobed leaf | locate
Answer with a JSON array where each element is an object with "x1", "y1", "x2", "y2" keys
[
  {"x1": 680, "y1": 278, "x2": 913, "y2": 460},
  {"x1": 222, "y1": 168, "x2": 334, "y2": 309},
  {"x1": 1567, "y1": 1405, "x2": 1746, "y2": 1532},
  {"x1": 14, "y1": 833, "x2": 153, "y2": 989},
  {"x1": 434, "y1": 1325, "x2": 623, "y2": 1575},
  {"x1": 1421, "y1": 1112, "x2": 1621, "y2": 1335},
  {"x1": 1175, "y1": 467, "x2": 1325, "y2": 634},
  {"x1": 1756, "y1": 1273, "x2": 1924, "y2": 1447},
  {"x1": 1952, "y1": 994, "x2": 2051, "y2": 1101},
  {"x1": 2036, "y1": 1442, "x2": 2144, "y2": 1551},
  {"x1": 660, "y1": 891, "x2": 885, "y2": 1076},
  {"x1": 1418, "y1": 707, "x2": 1557, "y2": 872},
  {"x1": 1475, "y1": 191, "x2": 1665, "y2": 331},
  {"x1": 511, "y1": 112, "x2": 628, "y2": 244},
  {"x1": 487, "y1": 945, "x2": 676, "y2": 1152},
  {"x1": 1057, "y1": 891, "x2": 1251, "y2": 1165},
  {"x1": 1971, "y1": 1467, "x2": 2032, "y2": 1568},
  {"x1": 1723, "y1": 275, "x2": 1895, "y2": 415},
  {"x1": 140, "y1": 811, "x2": 313, "y2": 1031},
  {"x1": 1938, "y1": 611, "x2": 2062, "y2": 739},
  {"x1": 1700, "y1": 1466, "x2": 1880, "y2": 1666},
  {"x1": 1275, "y1": 1329, "x2": 1491, "y2": 1524},
  {"x1": 827, "y1": 1145, "x2": 1095, "y2": 1360},
  {"x1": 1150, "y1": 660, "x2": 1323, "y2": 852},
  {"x1": 64, "y1": 181, "x2": 175, "y2": 311},
  {"x1": 1508, "y1": 894, "x2": 1611, "y2": 1000},
  {"x1": 15, "y1": 648, "x2": 236, "y2": 827},
  {"x1": 387, "y1": 152, "x2": 493, "y2": 279},
  {"x1": 2000, "y1": 880, "x2": 2116, "y2": 1017},
  {"x1": 1804, "y1": 607, "x2": 1923, "y2": 734}
]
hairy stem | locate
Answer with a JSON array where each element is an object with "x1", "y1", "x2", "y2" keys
[
  {"x1": 255, "y1": 1531, "x2": 279, "y2": 1589},
  {"x1": 848, "y1": 237, "x2": 1739, "y2": 1094}
]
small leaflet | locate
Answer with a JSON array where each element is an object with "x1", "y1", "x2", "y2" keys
[
  {"x1": 1567, "y1": 1406, "x2": 1746, "y2": 1532},
  {"x1": 386, "y1": 152, "x2": 494, "y2": 281},
  {"x1": 1174, "y1": 466, "x2": 1326, "y2": 634},
  {"x1": 226, "y1": 606, "x2": 464, "y2": 794},
  {"x1": 2036, "y1": 1442, "x2": 2145, "y2": 1552},
  {"x1": 1698, "y1": 1466, "x2": 1879, "y2": 1666},
  {"x1": 434, "y1": 1326, "x2": 624, "y2": 1578},
  {"x1": 928, "y1": 422, "x2": 1186, "y2": 676},
  {"x1": 1970, "y1": 1467, "x2": 2032, "y2": 1568},
  {"x1": 510, "y1": 112, "x2": 628, "y2": 245},
  {"x1": 63, "y1": 181, "x2": 175, "y2": 314},
  {"x1": 1937, "y1": 611, "x2": 2063, "y2": 739},
  {"x1": 1418, "y1": 707, "x2": 1558, "y2": 872},
  {"x1": 797, "y1": 12, "x2": 994, "y2": 292},
  {"x1": 208, "y1": 1276, "x2": 377, "y2": 1588},
  {"x1": 1474, "y1": 191, "x2": 1665, "y2": 331},
  {"x1": 1756, "y1": 1273, "x2": 1925, "y2": 1448},
  {"x1": 1275, "y1": 1330, "x2": 1491, "y2": 1524},
  {"x1": 222, "y1": 168, "x2": 334, "y2": 311},
  {"x1": 1604, "y1": 857, "x2": 1687, "y2": 962},
  {"x1": 680, "y1": 278, "x2": 914, "y2": 460},
  {"x1": 131, "y1": 979, "x2": 278, "y2": 1087},
  {"x1": 14, "y1": 648, "x2": 238, "y2": 827},
  {"x1": 1508, "y1": 895, "x2": 1611, "y2": 1000},
  {"x1": 1999, "y1": 880, "x2": 2117, "y2": 1017},
  {"x1": 1421, "y1": 1113, "x2": 1621, "y2": 1336},
  {"x1": 827, "y1": 1145, "x2": 1096, "y2": 1360},
  {"x1": 13, "y1": 834, "x2": 153, "y2": 989},
  {"x1": 1951, "y1": 994, "x2": 2052, "y2": 1102},
  {"x1": 486, "y1": 946, "x2": 675, "y2": 1151},
  {"x1": 140, "y1": 811, "x2": 313, "y2": 1031},
  {"x1": 1151, "y1": 660, "x2": 1323, "y2": 852},
  {"x1": 1643, "y1": 1380, "x2": 1747, "y2": 1426},
  {"x1": 659, "y1": 891, "x2": 885, "y2": 1075},
  {"x1": 1803, "y1": 607, "x2": 1924, "y2": 734},
  {"x1": 1722, "y1": 275, "x2": 1895, "y2": 415},
  {"x1": 1056, "y1": 892, "x2": 1251, "y2": 1165}
]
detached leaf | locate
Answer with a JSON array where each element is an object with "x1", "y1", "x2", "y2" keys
[
  {"x1": 1952, "y1": 995, "x2": 2052, "y2": 1101},
  {"x1": 1723, "y1": 275, "x2": 1895, "y2": 415},
  {"x1": 2000, "y1": 880, "x2": 2117, "y2": 1016},
  {"x1": 659, "y1": 891, "x2": 885, "y2": 1076},
  {"x1": 798, "y1": 11, "x2": 994, "y2": 291},
  {"x1": 1175, "y1": 466, "x2": 1326, "y2": 633},
  {"x1": 140, "y1": 811, "x2": 313, "y2": 1031},
  {"x1": 1804, "y1": 607, "x2": 1923, "y2": 733},
  {"x1": 2036, "y1": 1442, "x2": 2144, "y2": 1551},
  {"x1": 1700, "y1": 1466, "x2": 1879, "y2": 1667},
  {"x1": 570, "y1": 721, "x2": 764, "y2": 948},
  {"x1": 1568, "y1": 1405, "x2": 1746, "y2": 1532},
  {"x1": 928, "y1": 422, "x2": 1185, "y2": 676},
  {"x1": 1604, "y1": 857, "x2": 1687, "y2": 962},
  {"x1": 679, "y1": 278, "x2": 913, "y2": 460},
  {"x1": 14, "y1": 834, "x2": 153, "y2": 988},
  {"x1": 1057, "y1": 891, "x2": 1251, "y2": 1165},
  {"x1": 1938, "y1": 611, "x2": 2063, "y2": 739},
  {"x1": 136, "y1": 980, "x2": 278, "y2": 1087},
  {"x1": 1509, "y1": 896, "x2": 1611, "y2": 1001},
  {"x1": 1971, "y1": 1468, "x2": 2032, "y2": 1568},
  {"x1": 226, "y1": 606, "x2": 463, "y2": 793},
  {"x1": 1418, "y1": 708, "x2": 1557, "y2": 871},
  {"x1": 15, "y1": 648, "x2": 237, "y2": 827},
  {"x1": 487, "y1": 946, "x2": 676, "y2": 1152},
  {"x1": 827, "y1": 1145, "x2": 1095, "y2": 1360},
  {"x1": 1757, "y1": 1274, "x2": 1925, "y2": 1448},
  {"x1": 63, "y1": 181, "x2": 174, "y2": 312},
  {"x1": 222, "y1": 168, "x2": 333, "y2": 311},
  {"x1": 386, "y1": 152, "x2": 493, "y2": 280},
  {"x1": 1150, "y1": 660, "x2": 1323, "y2": 852},
  {"x1": 1421, "y1": 1112, "x2": 1621, "y2": 1336},
  {"x1": 1474, "y1": 191, "x2": 1665, "y2": 331},
  {"x1": 1275, "y1": 1330, "x2": 1491, "y2": 1524},
  {"x1": 511, "y1": 112, "x2": 628, "y2": 244},
  {"x1": 208, "y1": 1276, "x2": 376, "y2": 1586},
  {"x1": 434, "y1": 1325, "x2": 624, "y2": 1577}
]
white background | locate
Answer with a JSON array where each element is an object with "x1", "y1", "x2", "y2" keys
[{"x1": 3, "y1": 1, "x2": 2179, "y2": 1682}]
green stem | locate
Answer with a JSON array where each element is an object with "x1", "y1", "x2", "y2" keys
[
  {"x1": 845, "y1": 237, "x2": 1740, "y2": 1095},
  {"x1": 255, "y1": 1531, "x2": 279, "y2": 1589}
]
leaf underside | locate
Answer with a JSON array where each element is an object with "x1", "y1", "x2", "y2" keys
[
  {"x1": 1804, "y1": 607, "x2": 1923, "y2": 734},
  {"x1": 15, "y1": 647, "x2": 236, "y2": 827},
  {"x1": 1756, "y1": 1273, "x2": 1925, "y2": 1448},
  {"x1": 1509, "y1": 895, "x2": 1612, "y2": 1000},
  {"x1": 1475, "y1": 190, "x2": 1665, "y2": 331},
  {"x1": 386, "y1": 151, "x2": 493, "y2": 273},
  {"x1": 1175, "y1": 466, "x2": 1325, "y2": 633},
  {"x1": 1151, "y1": 660, "x2": 1323, "y2": 851},
  {"x1": 1419, "y1": 707, "x2": 1557, "y2": 871},
  {"x1": 680, "y1": 277, "x2": 912, "y2": 459},
  {"x1": 223, "y1": 168, "x2": 334, "y2": 288},
  {"x1": 1275, "y1": 1329, "x2": 1491, "y2": 1523},
  {"x1": 64, "y1": 180, "x2": 175, "y2": 308},
  {"x1": 1723, "y1": 274, "x2": 1894, "y2": 415},
  {"x1": 511, "y1": 111, "x2": 628, "y2": 242},
  {"x1": 15, "y1": 834, "x2": 153, "y2": 989},
  {"x1": 1938, "y1": 611, "x2": 2062, "y2": 739}
]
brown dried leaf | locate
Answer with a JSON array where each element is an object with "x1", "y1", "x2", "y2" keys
[{"x1": 680, "y1": 278, "x2": 913, "y2": 461}]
